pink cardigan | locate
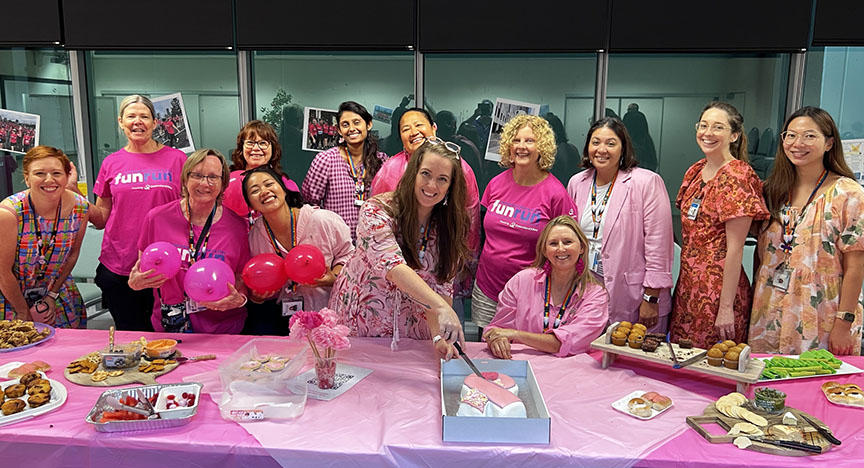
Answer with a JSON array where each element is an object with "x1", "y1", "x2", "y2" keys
[
  {"x1": 567, "y1": 168, "x2": 674, "y2": 332},
  {"x1": 486, "y1": 268, "x2": 609, "y2": 357}
]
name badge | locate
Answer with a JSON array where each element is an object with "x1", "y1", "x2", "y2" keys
[
  {"x1": 185, "y1": 298, "x2": 207, "y2": 314},
  {"x1": 589, "y1": 244, "x2": 604, "y2": 276},
  {"x1": 282, "y1": 298, "x2": 304, "y2": 317},
  {"x1": 686, "y1": 198, "x2": 702, "y2": 220},
  {"x1": 770, "y1": 265, "x2": 792, "y2": 292},
  {"x1": 354, "y1": 199, "x2": 365, "y2": 206}
]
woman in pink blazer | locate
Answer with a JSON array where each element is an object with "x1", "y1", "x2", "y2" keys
[{"x1": 567, "y1": 118, "x2": 674, "y2": 333}]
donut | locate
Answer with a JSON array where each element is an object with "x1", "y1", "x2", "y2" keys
[{"x1": 628, "y1": 397, "x2": 652, "y2": 417}]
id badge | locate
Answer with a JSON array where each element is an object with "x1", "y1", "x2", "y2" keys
[
  {"x1": 354, "y1": 199, "x2": 365, "y2": 207},
  {"x1": 161, "y1": 302, "x2": 191, "y2": 333},
  {"x1": 23, "y1": 287, "x2": 48, "y2": 307},
  {"x1": 185, "y1": 298, "x2": 207, "y2": 314},
  {"x1": 589, "y1": 245, "x2": 604, "y2": 276},
  {"x1": 770, "y1": 265, "x2": 792, "y2": 292},
  {"x1": 686, "y1": 198, "x2": 702, "y2": 220},
  {"x1": 282, "y1": 298, "x2": 304, "y2": 317}
]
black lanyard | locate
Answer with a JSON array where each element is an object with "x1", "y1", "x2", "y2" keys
[
  {"x1": 28, "y1": 193, "x2": 62, "y2": 280},
  {"x1": 186, "y1": 199, "x2": 216, "y2": 263},
  {"x1": 542, "y1": 275, "x2": 578, "y2": 332}
]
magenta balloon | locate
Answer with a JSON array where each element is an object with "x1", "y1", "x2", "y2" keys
[
  {"x1": 242, "y1": 253, "x2": 288, "y2": 293},
  {"x1": 284, "y1": 244, "x2": 326, "y2": 285},
  {"x1": 140, "y1": 242, "x2": 182, "y2": 278},
  {"x1": 184, "y1": 258, "x2": 236, "y2": 303}
]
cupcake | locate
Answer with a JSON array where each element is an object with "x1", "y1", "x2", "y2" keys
[
  {"x1": 715, "y1": 343, "x2": 730, "y2": 353},
  {"x1": 617, "y1": 327, "x2": 631, "y2": 337},
  {"x1": 628, "y1": 333, "x2": 644, "y2": 349},
  {"x1": 632, "y1": 323, "x2": 648, "y2": 333},
  {"x1": 619, "y1": 321, "x2": 633, "y2": 330},
  {"x1": 724, "y1": 350, "x2": 740, "y2": 370},
  {"x1": 707, "y1": 348, "x2": 724, "y2": 367},
  {"x1": 611, "y1": 331, "x2": 627, "y2": 346}
]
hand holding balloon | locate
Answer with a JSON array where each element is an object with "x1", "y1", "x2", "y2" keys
[
  {"x1": 128, "y1": 258, "x2": 168, "y2": 290},
  {"x1": 140, "y1": 242, "x2": 182, "y2": 278},
  {"x1": 184, "y1": 258, "x2": 235, "y2": 302}
]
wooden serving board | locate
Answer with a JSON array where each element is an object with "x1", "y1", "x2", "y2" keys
[
  {"x1": 686, "y1": 402, "x2": 832, "y2": 456},
  {"x1": 63, "y1": 351, "x2": 181, "y2": 387}
]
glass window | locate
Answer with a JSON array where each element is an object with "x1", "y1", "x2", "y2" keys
[
  {"x1": 803, "y1": 46, "x2": 864, "y2": 139},
  {"x1": 424, "y1": 53, "x2": 597, "y2": 193},
  {"x1": 88, "y1": 51, "x2": 240, "y2": 176},
  {"x1": 252, "y1": 51, "x2": 414, "y2": 185},
  {"x1": 0, "y1": 48, "x2": 76, "y2": 199},
  {"x1": 607, "y1": 53, "x2": 790, "y2": 239}
]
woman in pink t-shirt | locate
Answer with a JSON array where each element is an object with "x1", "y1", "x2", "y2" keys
[
  {"x1": 67, "y1": 94, "x2": 187, "y2": 331},
  {"x1": 128, "y1": 149, "x2": 250, "y2": 334},
  {"x1": 473, "y1": 115, "x2": 578, "y2": 330},
  {"x1": 484, "y1": 216, "x2": 608, "y2": 357}
]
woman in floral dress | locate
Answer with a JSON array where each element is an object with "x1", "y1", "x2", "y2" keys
[
  {"x1": 670, "y1": 102, "x2": 768, "y2": 349},
  {"x1": 750, "y1": 107, "x2": 864, "y2": 355}
]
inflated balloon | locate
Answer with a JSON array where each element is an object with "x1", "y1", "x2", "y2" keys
[
  {"x1": 140, "y1": 242, "x2": 182, "y2": 278},
  {"x1": 242, "y1": 253, "x2": 288, "y2": 293},
  {"x1": 184, "y1": 258, "x2": 236, "y2": 303},
  {"x1": 284, "y1": 244, "x2": 326, "y2": 285}
]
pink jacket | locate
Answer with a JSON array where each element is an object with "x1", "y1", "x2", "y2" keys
[
  {"x1": 487, "y1": 268, "x2": 609, "y2": 357},
  {"x1": 567, "y1": 168, "x2": 674, "y2": 332}
]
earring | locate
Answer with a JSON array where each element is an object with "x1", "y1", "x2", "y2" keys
[
  {"x1": 442, "y1": 194, "x2": 448, "y2": 206},
  {"x1": 576, "y1": 257, "x2": 585, "y2": 275},
  {"x1": 543, "y1": 260, "x2": 552, "y2": 276}
]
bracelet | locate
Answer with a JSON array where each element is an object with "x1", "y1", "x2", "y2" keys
[
  {"x1": 238, "y1": 294, "x2": 248, "y2": 308},
  {"x1": 432, "y1": 334, "x2": 443, "y2": 344}
]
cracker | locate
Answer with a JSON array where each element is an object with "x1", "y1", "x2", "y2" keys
[
  {"x1": 107, "y1": 370, "x2": 125, "y2": 377},
  {"x1": 91, "y1": 371, "x2": 108, "y2": 382}
]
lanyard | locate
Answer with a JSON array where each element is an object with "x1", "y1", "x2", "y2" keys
[
  {"x1": 589, "y1": 171, "x2": 617, "y2": 239},
  {"x1": 779, "y1": 169, "x2": 828, "y2": 255},
  {"x1": 542, "y1": 275, "x2": 578, "y2": 332},
  {"x1": 263, "y1": 208, "x2": 296, "y2": 258},
  {"x1": 345, "y1": 147, "x2": 366, "y2": 201},
  {"x1": 418, "y1": 222, "x2": 430, "y2": 260},
  {"x1": 27, "y1": 193, "x2": 62, "y2": 280},
  {"x1": 186, "y1": 199, "x2": 216, "y2": 263}
]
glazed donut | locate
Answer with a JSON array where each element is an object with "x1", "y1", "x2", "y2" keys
[{"x1": 628, "y1": 397, "x2": 652, "y2": 417}]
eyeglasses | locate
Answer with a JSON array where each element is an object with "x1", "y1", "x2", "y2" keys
[
  {"x1": 423, "y1": 137, "x2": 462, "y2": 158},
  {"x1": 244, "y1": 140, "x2": 271, "y2": 150},
  {"x1": 780, "y1": 131, "x2": 825, "y2": 146},
  {"x1": 695, "y1": 122, "x2": 730, "y2": 134},
  {"x1": 188, "y1": 172, "x2": 223, "y2": 185}
]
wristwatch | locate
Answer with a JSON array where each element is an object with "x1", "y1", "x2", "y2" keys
[
  {"x1": 642, "y1": 293, "x2": 659, "y2": 304},
  {"x1": 46, "y1": 291, "x2": 60, "y2": 301},
  {"x1": 836, "y1": 311, "x2": 855, "y2": 323}
]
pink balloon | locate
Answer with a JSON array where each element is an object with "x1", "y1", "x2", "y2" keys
[
  {"x1": 242, "y1": 253, "x2": 288, "y2": 293},
  {"x1": 284, "y1": 244, "x2": 326, "y2": 285},
  {"x1": 184, "y1": 258, "x2": 236, "y2": 303},
  {"x1": 140, "y1": 242, "x2": 182, "y2": 278}
]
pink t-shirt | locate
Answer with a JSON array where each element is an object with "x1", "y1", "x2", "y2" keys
[
  {"x1": 223, "y1": 170, "x2": 300, "y2": 222},
  {"x1": 94, "y1": 146, "x2": 187, "y2": 275},
  {"x1": 137, "y1": 201, "x2": 251, "y2": 334},
  {"x1": 476, "y1": 169, "x2": 578, "y2": 301}
]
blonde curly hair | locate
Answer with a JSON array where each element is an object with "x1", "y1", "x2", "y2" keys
[{"x1": 497, "y1": 114, "x2": 557, "y2": 170}]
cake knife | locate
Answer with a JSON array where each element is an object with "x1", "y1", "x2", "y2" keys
[
  {"x1": 453, "y1": 342, "x2": 485, "y2": 379},
  {"x1": 666, "y1": 332, "x2": 682, "y2": 368},
  {"x1": 800, "y1": 413, "x2": 842, "y2": 445}
]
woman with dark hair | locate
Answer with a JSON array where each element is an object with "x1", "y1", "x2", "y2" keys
[
  {"x1": 567, "y1": 118, "x2": 673, "y2": 332},
  {"x1": 483, "y1": 216, "x2": 608, "y2": 358},
  {"x1": 1, "y1": 146, "x2": 89, "y2": 327},
  {"x1": 243, "y1": 165, "x2": 354, "y2": 335},
  {"x1": 302, "y1": 101, "x2": 388, "y2": 242},
  {"x1": 223, "y1": 120, "x2": 299, "y2": 224},
  {"x1": 669, "y1": 102, "x2": 769, "y2": 349},
  {"x1": 750, "y1": 107, "x2": 864, "y2": 355},
  {"x1": 330, "y1": 140, "x2": 472, "y2": 360}
]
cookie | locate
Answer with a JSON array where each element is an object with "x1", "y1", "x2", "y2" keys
[
  {"x1": 1, "y1": 399, "x2": 26, "y2": 416},
  {"x1": 27, "y1": 380, "x2": 51, "y2": 395},
  {"x1": 19, "y1": 372, "x2": 41, "y2": 387},
  {"x1": 107, "y1": 370, "x2": 125, "y2": 377},
  {"x1": 27, "y1": 392, "x2": 50, "y2": 408},
  {"x1": 4, "y1": 384, "x2": 26, "y2": 398}
]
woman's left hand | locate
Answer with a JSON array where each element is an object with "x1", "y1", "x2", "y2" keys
[
  {"x1": 487, "y1": 337, "x2": 512, "y2": 359},
  {"x1": 639, "y1": 300, "x2": 659, "y2": 329},
  {"x1": 199, "y1": 283, "x2": 247, "y2": 311},
  {"x1": 483, "y1": 327, "x2": 518, "y2": 343},
  {"x1": 29, "y1": 298, "x2": 56, "y2": 324},
  {"x1": 313, "y1": 268, "x2": 337, "y2": 287},
  {"x1": 828, "y1": 324, "x2": 857, "y2": 355}
]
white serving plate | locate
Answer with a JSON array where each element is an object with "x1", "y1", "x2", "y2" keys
[
  {"x1": 0, "y1": 372, "x2": 67, "y2": 426},
  {"x1": 757, "y1": 356, "x2": 864, "y2": 382},
  {"x1": 611, "y1": 390, "x2": 674, "y2": 420}
]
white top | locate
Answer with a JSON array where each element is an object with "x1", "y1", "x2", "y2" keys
[{"x1": 580, "y1": 181, "x2": 612, "y2": 277}]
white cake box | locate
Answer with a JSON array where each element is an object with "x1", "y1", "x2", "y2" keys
[{"x1": 440, "y1": 358, "x2": 550, "y2": 444}]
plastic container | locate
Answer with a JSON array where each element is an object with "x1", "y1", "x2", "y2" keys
[
  {"x1": 753, "y1": 387, "x2": 786, "y2": 414},
  {"x1": 154, "y1": 383, "x2": 201, "y2": 419},
  {"x1": 218, "y1": 338, "x2": 309, "y2": 421},
  {"x1": 85, "y1": 382, "x2": 203, "y2": 432},
  {"x1": 100, "y1": 343, "x2": 143, "y2": 369},
  {"x1": 145, "y1": 339, "x2": 178, "y2": 359}
]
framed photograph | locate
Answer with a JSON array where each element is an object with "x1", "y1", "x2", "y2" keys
[
  {"x1": 302, "y1": 107, "x2": 339, "y2": 152},
  {"x1": 484, "y1": 98, "x2": 542, "y2": 162},
  {"x1": 373, "y1": 105, "x2": 393, "y2": 124},
  {"x1": 842, "y1": 138, "x2": 864, "y2": 185},
  {"x1": 0, "y1": 108, "x2": 40, "y2": 155},
  {"x1": 151, "y1": 93, "x2": 195, "y2": 153}
]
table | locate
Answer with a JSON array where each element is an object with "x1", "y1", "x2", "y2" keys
[{"x1": 1, "y1": 329, "x2": 862, "y2": 468}]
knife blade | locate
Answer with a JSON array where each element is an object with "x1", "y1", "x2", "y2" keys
[
  {"x1": 800, "y1": 413, "x2": 842, "y2": 445},
  {"x1": 677, "y1": 349, "x2": 708, "y2": 368},
  {"x1": 452, "y1": 342, "x2": 485, "y2": 379},
  {"x1": 751, "y1": 437, "x2": 823, "y2": 453},
  {"x1": 666, "y1": 332, "x2": 681, "y2": 368}
]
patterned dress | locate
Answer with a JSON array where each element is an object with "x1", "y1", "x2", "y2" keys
[
  {"x1": 670, "y1": 159, "x2": 768, "y2": 348},
  {"x1": 749, "y1": 178, "x2": 864, "y2": 355},
  {"x1": 328, "y1": 193, "x2": 452, "y2": 346},
  {"x1": 0, "y1": 191, "x2": 89, "y2": 328}
]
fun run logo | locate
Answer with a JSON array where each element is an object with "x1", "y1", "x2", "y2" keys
[
  {"x1": 177, "y1": 246, "x2": 226, "y2": 264},
  {"x1": 489, "y1": 199, "x2": 543, "y2": 224}
]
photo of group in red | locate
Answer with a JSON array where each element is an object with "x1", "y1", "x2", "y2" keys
[
  {"x1": 302, "y1": 107, "x2": 339, "y2": 152},
  {"x1": 151, "y1": 93, "x2": 195, "y2": 153},
  {"x1": 0, "y1": 109, "x2": 40, "y2": 155}
]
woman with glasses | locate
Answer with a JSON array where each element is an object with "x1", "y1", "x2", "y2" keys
[
  {"x1": 330, "y1": 140, "x2": 472, "y2": 361},
  {"x1": 473, "y1": 115, "x2": 578, "y2": 331},
  {"x1": 224, "y1": 120, "x2": 300, "y2": 224},
  {"x1": 66, "y1": 94, "x2": 187, "y2": 331},
  {"x1": 567, "y1": 118, "x2": 674, "y2": 333},
  {"x1": 1, "y1": 146, "x2": 89, "y2": 327},
  {"x1": 128, "y1": 149, "x2": 251, "y2": 334},
  {"x1": 669, "y1": 102, "x2": 768, "y2": 349},
  {"x1": 750, "y1": 107, "x2": 864, "y2": 355},
  {"x1": 301, "y1": 101, "x2": 389, "y2": 242},
  {"x1": 243, "y1": 165, "x2": 354, "y2": 335}
]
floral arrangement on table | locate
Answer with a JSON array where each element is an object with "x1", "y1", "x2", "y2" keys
[{"x1": 289, "y1": 308, "x2": 351, "y2": 389}]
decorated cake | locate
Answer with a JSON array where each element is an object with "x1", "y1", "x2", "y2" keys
[{"x1": 457, "y1": 372, "x2": 526, "y2": 418}]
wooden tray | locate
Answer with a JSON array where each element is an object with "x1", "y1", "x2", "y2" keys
[
  {"x1": 686, "y1": 401, "x2": 833, "y2": 456},
  {"x1": 590, "y1": 324, "x2": 765, "y2": 394},
  {"x1": 64, "y1": 351, "x2": 181, "y2": 387}
]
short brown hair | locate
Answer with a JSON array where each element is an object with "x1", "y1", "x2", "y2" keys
[
  {"x1": 230, "y1": 120, "x2": 284, "y2": 174},
  {"x1": 23, "y1": 145, "x2": 72, "y2": 175}
]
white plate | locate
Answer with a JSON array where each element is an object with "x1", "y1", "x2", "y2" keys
[
  {"x1": 0, "y1": 372, "x2": 67, "y2": 426},
  {"x1": 757, "y1": 355, "x2": 864, "y2": 382},
  {"x1": 611, "y1": 390, "x2": 674, "y2": 420}
]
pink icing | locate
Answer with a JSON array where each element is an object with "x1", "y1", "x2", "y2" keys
[
  {"x1": 480, "y1": 372, "x2": 515, "y2": 390},
  {"x1": 464, "y1": 374, "x2": 521, "y2": 408}
]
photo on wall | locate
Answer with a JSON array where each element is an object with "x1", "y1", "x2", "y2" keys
[
  {"x1": 373, "y1": 105, "x2": 393, "y2": 124},
  {"x1": 302, "y1": 107, "x2": 339, "y2": 152},
  {"x1": 842, "y1": 138, "x2": 864, "y2": 184},
  {"x1": 151, "y1": 93, "x2": 195, "y2": 154},
  {"x1": 0, "y1": 108, "x2": 40, "y2": 155},
  {"x1": 484, "y1": 98, "x2": 542, "y2": 162}
]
